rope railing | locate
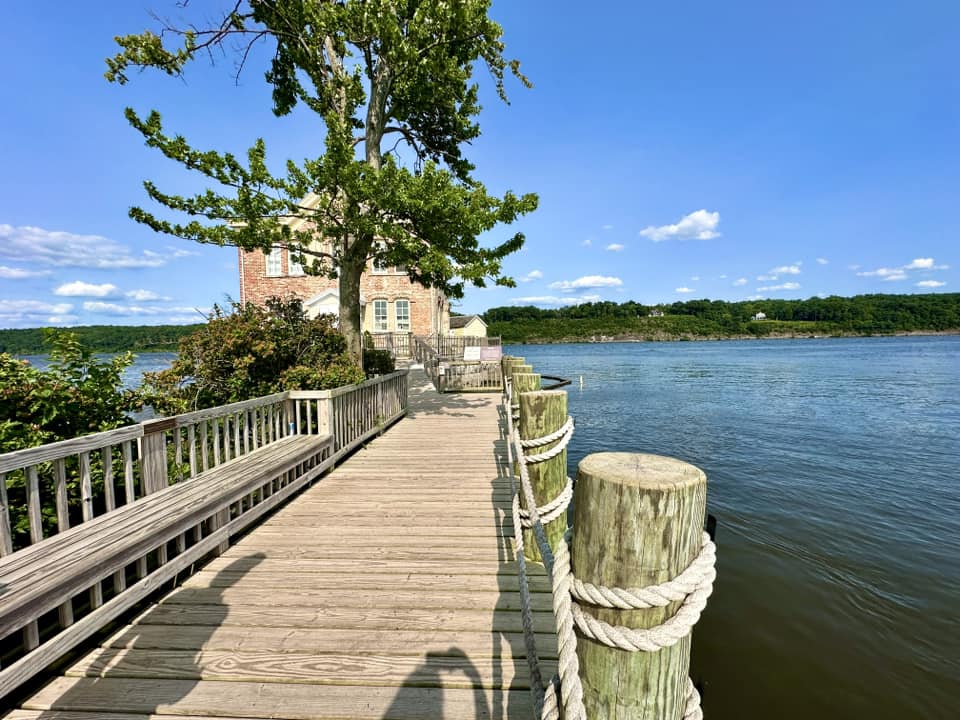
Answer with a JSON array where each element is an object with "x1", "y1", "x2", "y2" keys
[{"x1": 503, "y1": 373, "x2": 715, "y2": 720}]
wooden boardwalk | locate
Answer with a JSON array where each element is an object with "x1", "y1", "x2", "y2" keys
[{"x1": 8, "y1": 369, "x2": 555, "y2": 720}]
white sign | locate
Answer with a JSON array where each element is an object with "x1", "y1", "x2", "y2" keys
[{"x1": 463, "y1": 346, "x2": 482, "y2": 361}]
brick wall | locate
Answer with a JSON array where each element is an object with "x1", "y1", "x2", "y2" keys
[{"x1": 238, "y1": 247, "x2": 448, "y2": 336}]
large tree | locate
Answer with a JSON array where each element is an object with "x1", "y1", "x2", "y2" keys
[{"x1": 107, "y1": 0, "x2": 538, "y2": 363}]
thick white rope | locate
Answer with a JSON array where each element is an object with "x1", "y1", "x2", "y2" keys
[
  {"x1": 517, "y1": 477, "x2": 573, "y2": 527},
  {"x1": 520, "y1": 416, "x2": 574, "y2": 448},
  {"x1": 571, "y1": 532, "x2": 717, "y2": 610}
]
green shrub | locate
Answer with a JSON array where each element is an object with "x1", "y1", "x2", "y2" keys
[
  {"x1": 0, "y1": 331, "x2": 141, "y2": 545},
  {"x1": 142, "y1": 297, "x2": 364, "y2": 414},
  {"x1": 363, "y1": 348, "x2": 395, "y2": 376}
]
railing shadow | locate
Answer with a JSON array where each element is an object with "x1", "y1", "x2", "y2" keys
[{"x1": 24, "y1": 552, "x2": 266, "y2": 716}]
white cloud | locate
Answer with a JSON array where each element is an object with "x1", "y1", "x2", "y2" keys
[
  {"x1": 719, "y1": 274, "x2": 727, "y2": 279},
  {"x1": 47, "y1": 314, "x2": 80, "y2": 325},
  {"x1": 757, "y1": 274, "x2": 777, "y2": 282},
  {"x1": 756, "y1": 282, "x2": 801, "y2": 292},
  {"x1": 0, "y1": 265, "x2": 52, "y2": 279},
  {"x1": 733, "y1": 277, "x2": 748, "y2": 286},
  {"x1": 916, "y1": 280, "x2": 946, "y2": 288},
  {"x1": 856, "y1": 267, "x2": 907, "y2": 281},
  {"x1": 770, "y1": 264, "x2": 802, "y2": 275},
  {"x1": 54, "y1": 281, "x2": 119, "y2": 297},
  {"x1": 602, "y1": 224, "x2": 614, "y2": 231},
  {"x1": 83, "y1": 301, "x2": 204, "y2": 317},
  {"x1": 639, "y1": 209, "x2": 720, "y2": 242},
  {"x1": 690, "y1": 276, "x2": 700, "y2": 282},
  {"x1": 512, "y1": 295, "x2": 592, "y2": 307},
  {"x1": 581, "y1": 238, "x2": 593, "y2": 247},
  {"x1": 675, "y1": 287, "x2": 696, "y2": 294},
  {"x1": 816, "y1": 258, "x2": 829, "y2": 265},
  {"x1": 857, "y1": 257, "x2": 949, "y2": 281},
  {"x1": 548, "y1": 275, "x2": 623, "y2": 292},
  {"x1": 0, "y1": 299, "x2": 74, "y2": 326},
  {"x1": 126, "y1": 289, "x2": 172, "y2": 301},
  {"x1": 519, "y1": 270, "x2": 543, "y2": 283},
  {"x1": 605, "y1": 243, "x2": 625, "y2": 252},
  {"x1": 0, "y1": 224, "x2": 193, "y2": 269}
]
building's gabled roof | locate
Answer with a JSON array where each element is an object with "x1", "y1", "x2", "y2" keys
[{"x1": 449, "y1": 314, "x2": 485, "y2": 329}]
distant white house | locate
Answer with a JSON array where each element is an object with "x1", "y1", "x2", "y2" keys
[
  {"x1": 752, "y1": 311, "x2": 767, "y2": 321},
  {"x1": 449, "y1": 314, "x2": 488, "y2": 337},
  {"x1": 649, "y1": 309, "x2": 665, "y2": 317}
]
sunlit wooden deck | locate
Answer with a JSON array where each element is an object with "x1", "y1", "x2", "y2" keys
[{"x1": 7, "y1": 369, "x2": 555, "y2": 720}]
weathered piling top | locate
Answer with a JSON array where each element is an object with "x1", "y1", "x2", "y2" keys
[{"x1": 6, "y1": 368, "x2": 554, "y2": 719}]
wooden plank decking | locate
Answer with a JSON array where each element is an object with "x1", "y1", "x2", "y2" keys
[{"x1": 7, "y1": 369, "x2": 555, "y2": 720}]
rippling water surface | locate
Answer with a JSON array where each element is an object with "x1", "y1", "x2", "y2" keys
[{"x1": 509, "y1": 336, "x2": 959, "y2": 719}]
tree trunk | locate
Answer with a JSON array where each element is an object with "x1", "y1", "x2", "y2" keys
[{"x1": 339, "y1": 259, "x2": 364, "y2": 367}]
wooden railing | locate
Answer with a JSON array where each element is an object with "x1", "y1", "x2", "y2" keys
[
  {"x1": 289, "y1": 369, "x2": 408, "y2": 462},
  {"x1": 417, "y1": 334, "x2": 500, "y2": 361},
  {"x1": 412, "y1": 337, "x2": 501, "y2": 392},
  {"x1": 0, "y1": 392, "x2": 293, "y2": 556},
  {"x1": 0, "y1": 371, "x2": 408, "y2": 699},
  {"x1": 367, "y1": 332, "x2": 412, "y2": 359}
]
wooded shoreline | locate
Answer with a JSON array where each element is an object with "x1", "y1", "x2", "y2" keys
[{"x1": 505, "y1": 328, "x2": 960, "y2": 345}]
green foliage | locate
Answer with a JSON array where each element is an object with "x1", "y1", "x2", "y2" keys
[
  {"x1": 0, "y1": 332, "x2": 142, "y2": 546},
  {"x1": 107, "y1": 0, "x2": 538, "y2": 361},
  {"x1": 0, "y1": 331, "x2": 139, "y2": 452},
  {"x1": 142, "y1": 297, "x2": 364, "y2": 414},
  {"x1": 363, "y1": 349, "x2": 395, "y2": 376},
  {"x1": 0, "y1": 324, "x2": 203, "y2": 355},
  {"x1": 484, "y1": 293, "x2": 960, "y2": 343}
]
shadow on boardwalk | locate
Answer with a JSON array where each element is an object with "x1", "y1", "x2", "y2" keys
[
  {"x1": 382, "y1": 648, "x2": 491, "y2": 720},
  {"x1": 25, "y1": 552, "x2": 266, "y2": 716}
]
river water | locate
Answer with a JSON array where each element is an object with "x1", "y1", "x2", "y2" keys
[{"x1": 507, "y1": 336, "x2": 959, "y2": 719}]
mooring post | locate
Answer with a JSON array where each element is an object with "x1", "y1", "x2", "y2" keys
[
  {"x1": 518, "y1": 389, "x2": 569, "y2": 563},
  {"x1": 572, "y1": 452, "x2": 707, "y2": 719},
  {"x1": 509, "y1": 363, "x2": 533, "y2": 421}
]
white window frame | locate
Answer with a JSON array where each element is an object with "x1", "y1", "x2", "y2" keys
[
  {"x1": 395, "y1": 299, "x2": 410, "y2": 332},
  {"x1": 373, "y1": 299, "x2": 389, "y2": 332},
  {"x1": 265, "y1": 246, "x2": 282, "y2": 277},
  {"x1": 288, "y1": 247, "x2": 305, "y2": 276},
  {"x1": 372, "y1": 241, "x2": 388, "y2": 274}
]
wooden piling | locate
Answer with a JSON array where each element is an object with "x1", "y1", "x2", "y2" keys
[
  {"x1": 518, "y1": 390, "x2": 568, "y2": 563},
  {"x1": 572, "y1": 452, "x2": 707, "y2": 719},
  {"x1": 509, "y1": 364, "x2": 533, "y2": 420}
]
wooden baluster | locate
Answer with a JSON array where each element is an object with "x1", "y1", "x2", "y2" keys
[
  {"x1": 213, "y1": 419, "x2": 221, "y2": 466},
  {"x1": 123, "y1": 440, "x2": 135, "y2": 503},
  {"x1": 174, "y1": 428, "x2": 184, "y2": 482},
  {"x1": 188, "y1": 425, "x2": 198, "y2": 478},
  {"x1": 0, "y1": 471, "x2": 13, "y2": 556},
  {"x1": 54, "y1": 459, "x2": 69, "y2": 531},
  {"x1": 51, "y1": 458, "x2": 76, "y2": 626},
  {"x1": 102, "y1": 446, "x2": 115, "y2": 513},
  {"x1": 200, "y1": 421, "x2": 209, "y2": 472},
  {"x1": 26, "y1": 466, "x2": 43, "y2": 544}
]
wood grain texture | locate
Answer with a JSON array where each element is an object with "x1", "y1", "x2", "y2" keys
[
  {"x1": 7, "y1": 368, "x2": 540, "y2": 720},
  {"x1": 572, "y1": 452, "x2": 707, "y2": 720}
]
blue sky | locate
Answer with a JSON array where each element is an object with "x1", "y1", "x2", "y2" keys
[{"x1": 1, "y1": 1, "x2": 957, "y2": 327}]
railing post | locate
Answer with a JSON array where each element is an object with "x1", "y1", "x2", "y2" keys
[
  {"x1": 317, "y1": 393, "x2": 333, "y2": 437},
  {"x1": 517, "y1": 389, "x2": 568, "y2": 563},
  {"x1": 140, "y1": 418, "x2": 174, "y2": 495},
  {"x1": 572, "y1": 452, "x2": 707, "y2": 719}
]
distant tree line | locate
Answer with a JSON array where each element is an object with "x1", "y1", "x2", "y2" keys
[
  {"x1": 0, "y1": 324, "x2": 204, "y2": 355},
  {"x1": 483, "y1": 293, "x2": 960, "y2": 342}
]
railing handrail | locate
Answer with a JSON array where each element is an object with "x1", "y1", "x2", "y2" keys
[{"x1": 0, "y1": 425, "x2": 144, "y2": 475}]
